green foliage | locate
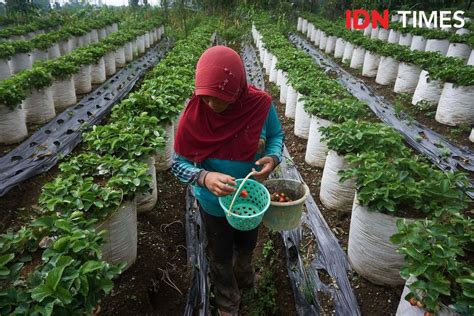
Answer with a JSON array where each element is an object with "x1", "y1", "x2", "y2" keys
[
  {"x1": 304, "y1": 97, "x2": 368, "y2": 123},
  {"x1": 320, "y1": 120, "x2": 409, "y2": 156},
  {"x1": 391, "y1": 214, "x2": 474, "y2": 314},
  {"x1": 342, "y1": 152, "x2": 469, "y2": 216}
]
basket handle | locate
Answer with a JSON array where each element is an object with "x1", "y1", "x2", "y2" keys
[{"x1": 226, "y1": 170, "x2": 256, "y2": 216}]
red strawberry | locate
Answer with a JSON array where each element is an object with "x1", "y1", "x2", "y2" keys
[
  {"x1": 240, "y1": 189, "x2": 249, "y2": 198},
  {"x1": 409, "y1": 298, "x2": 417, "y2": 306}
]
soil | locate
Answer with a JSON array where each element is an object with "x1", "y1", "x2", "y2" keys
[{"x1": 268, "y1": 81, "x2": 403, "y2": 316}]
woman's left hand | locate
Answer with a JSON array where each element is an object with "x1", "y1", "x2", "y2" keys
[{"x1": 252, "y1": 156, "x2": 275, "y2": 182}]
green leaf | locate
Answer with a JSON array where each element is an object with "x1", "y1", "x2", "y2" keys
[
  {"x1": 0, "y1": 254, "x2": 14, "y2": 267},
  {"x1": 80, "y1": 261, "x2": 103, "y2": 274},
  {"x1": 45, "y1": 266, "x2": 65, "y2": 291},
  {"x1": 31, "y1": 284, "x2": 54, "y2": 302}
]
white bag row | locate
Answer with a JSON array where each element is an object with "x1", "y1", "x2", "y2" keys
[
  {"x1": 299, "y1": 20, "x2": 474, "y2": 135},
  {"x1": 0, "y1": 22, "x2": 120, "y2": 79},
  {"x1": 0, "y1": 26, "x2": 165, "y2": 145}
]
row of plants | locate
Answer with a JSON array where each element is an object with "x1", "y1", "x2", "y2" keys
[
  {"x1": 0, "y1": 14, "x2": 165, "y2": 144},
  {"x1": 0, "y1": 10, "x2": 67, "y2": 38},
  {"x1": 299, "y1": 14, "x2": 474, "y2": 131},
  {"x1": 254, "y1": 13, "x2": 472, "y2": 315},
  {"x1": 0, "y1": 20, "x2": 217, "y2": 315},
  {"x1": 301, "y1": 14, "x2": 474, "y2": 85},
  {"x1": 0, "y1": 11, "x2": 121, "y2": 63}
]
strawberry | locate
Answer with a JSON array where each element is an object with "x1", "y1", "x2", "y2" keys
[
  {"x1": 240, "y1": 189, "x2": 249, "y2": 198},
  {"x1": 409, "y1": 298, "x2": 417, "y2": 306},
  {"x1": 423, "y1": 312, "x2": 433, "y2": 316}
]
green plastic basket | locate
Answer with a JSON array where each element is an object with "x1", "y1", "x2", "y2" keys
[{"x1": 219, "y1": 179, "x2": 271, "y2": 231}]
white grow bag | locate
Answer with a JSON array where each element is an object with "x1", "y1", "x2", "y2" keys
[
  {"x1": 370, "y1": 27, "x2": 379, "y2": 39},
  {"x1": 425, "y1": 39, "x2": 450, "y2": 55},
  {"x1": 348, "y1": 195, "x2": 411, "y2": 286},
  {"x1": 144, "y1": 32, "x2": 151, "y2": 49},
  {"x1": 305, "y1": 116, "x2": 333, "y2": 168},
  {"x1": 363, "y1": 26, "x2": 371, "y2": 37},
  {"x1": 435, "y1": 83, "x2": 474, "y2": 126},
  {"x1": 294, "y1": 94, "x2": 310, "y2": 139},
  {"x1": 310, "y1": 27, "x2": 317, "y2": 43},
  {"x1": 0, "y1": 59, "x2": 12, "y2": 80},
  {"x1": 362, "y1": 51, "x2": 381, "y2": 77},
  {"x1": 104, "y1": 52, "x2": 116, "y2": 77},
  {"x1": 387, "y1": 30, "x2": 400, "y2": 43},
  {"x1": 154, "y1": 123, "x2": 174, "y2": 171},
  {"x1": 377, "y1": 28, "x2": 389, "y2": 41},
  {"x1": 314, "y1": 29, "x2": 321, "y2": 46},
  {"x1": 264, "y1": 51, "x2": 273, "y2": 75},
  {"x1": 132, "y1": 40, "x2": 138, "y2": 58},
  {"x1": 48, "y1": 43, "x2": 61, "y2": 60},
  {"x1": 52, "y1": 77, "x2": 76, "y2": 112},
  {"x1": 285, "y1": 85, "x2": 297, "y2": 119},
  {"x1": 97, "y1": 199, "x2": 137, "y2": 271},
  {"x1": 325, "y1": 36, "x2": 336, "y2": 54},
  {"x1": 350, "y1": 47, "x2": 366, "y2": 69},
  {"x1": 297, "y1": 17, "x2": 303, "y2": 31},
  {"x1": 74, "y1": 65, "x2": 92, "y2": 95},
  {"x1": 302, "y1": 19, "x2": 308, "y2": 33},
  {"x1": 306, "y1": 23, "x2": 314, "y2": 39},
  {"x1": 280, "y1": 72, "x2": 288, "y2": 104},
  {"x1": 124, "y1": 42, "x2": 134, "y2": 62},
  {"x1": 446, "y1": 43, "x2": 471, "y2": 61},
  {"x1": 319, "y1": 32, "x2": 327, "y2": 50},
  {"x1": 32, "y1": 49, "x2": 49, "y2": 63},
  {"x1": 412, "y1": 70, "x2": 442, "y2": 106},
  {"x1": 11, "y1": 53, "x2": 32, "y2": 74},
  {"x1": 410, "y1": 36, "x2": 427, "y2": 51},
  {"x1": 90, "y1": 29, "x2": 99, "y2": 43},
  {"x1": 334, "y1": 38, "x2": 346, "y2": 58},
  {"x1": 456, "y1": 27, "x2": 470, "y2": 35},
  {"x1": 342, "y1": 42, "x2": 354, "y2": 64},
  {"x1": 137, "y1": 36, "x2": 146, "y2": 54},
  {"x1": 0, "y1": 104, "x2": 28, "y2": 144},
  {"x1": 394, "y1": 63, "x2": 422, "y2": 94},
  {"x1": 23, "y1": 87, "x2": 56, "y2": 125},
  {"x1": 136, "y1": 156, "x2": 158, "y2": 213},
  {"x1": 269, "y1": 55, "x2": 278, "y2": 83},
  {"x1": 470, "y1": 129, "x2": 474, "y2": 142},
  {"x1": 319, "y1": 150, "x2": 355, "y2": 212},
  {"x1": 276, "y1": 69, "x2": 283, "y2": 87},
  {"x1": 91, "y1": 58, "x2": 106, "y2": 85},
  {"x1": 98, "y1": 28, "x2": 107, "y2": 40},
  {"x1": 115, "y1": 47, "x2": 126, "y2": 68},
  {"x1": 398, "y1": 33, "x2": 413, "y2": 47},
  {"x1": 376, "y1": 56, "x2": 399, "y2": 85},
  {"x1": 59, "y1": 40, "x2": 71, "y2": 56}
]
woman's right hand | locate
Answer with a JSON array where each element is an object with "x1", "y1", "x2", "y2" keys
[{"x1": 204, "y1": 172, "x2": 237, "y2": 197}]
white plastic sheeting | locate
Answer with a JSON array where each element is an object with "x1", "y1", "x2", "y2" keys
[
  {"x1": 325, "y1": 36, "x2": 336, "y2": 54},
  {"x1": 342, "y1": 42, "x2": 354, "y2": 63},
  {"x1": 294, "y1": 94, "x2": 310, "y2": 139},
  {"x1": 136, "y1": 156, "x2": 158, "y2": 213},
  {"x1": 115, "y1": 47, "x2": 126, "y2": 68},
  {"x1": 73, "y1": 65, "x2": 92, "y2": 94},
  {"x1": 350, "y1": 47, "x2": 366, "y2": 69},
  {"x1": 319, "y1": 150, "x2": 355, "y2": 212},
  {"x1": 362, "y1": 51, "x2": 381, "y2": 77},
  {"x1": 319, "y1": 32, "x2": 327, "y2": 50},
  {"x1": 91, "y1": 58, "x2": 107, "y2": 85},
  {"x1": 334, "y1": 38, "x2": 346, "y2": 58},
  {"x1": 410, "y1": 35, "x2": 427, "y2": 51},
  {"x1": 154, "y1": 123, "x2": 174, "y2": 171},
  {"x1": 52, "y1": 77, "x2": 77, "y2": 111},
  {"x1": 375, "y1": 56, "x2": 399, "y2": 85},
  {"x1": 398, "y1": 33, "x2": 413, "y2": 47},
  {"x1": 97, "y1": 199, "x2": 137, "y2": 271},
  {"x1": 305, "y1": 116, "x2": 333, "y2": 168},
  {"x1": 10, "y1": 53, "x2": 32, "y2": 74},
  {"x1": 446, "y1": 43, "x2": 471, "y2": 61},
  {"x1": 104, "y1": 52, "x2": 116, "y2": 77},
  {"x1": 0, "y1": 105, "x2": 28, "y2": 144},
  {"x1": 394, "y1": 63, "x2": 422, "y2": 93},
  {"x1": 23, "y1": 87, "x2": 56, "y2": 125},
  {"x1": 285, "y1": 85, "x2": 297, "y2": 119},
  {"x1": 348, "y1": 196, "x2": 410, "y2": 286},
  {"x1": 412, "y1": 70, "x2": 442, "y2": 106},
  {"x1": 387, "y1": 30, "x2": 400, "y2": 44},
  {"x1": 0, "y1": 59, "x2": 12, "y2": 80},
  {"x1": 435, "y1": 83, "x2": 474, "y2": 126}
]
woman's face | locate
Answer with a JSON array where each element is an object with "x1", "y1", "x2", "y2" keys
[{"x1": 201, "y1": 95, "x2": 230, "y2": 113}]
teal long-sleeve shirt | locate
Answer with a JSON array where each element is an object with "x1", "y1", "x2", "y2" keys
[{"x1": 172, "y1": 104, "x2": 284, "y2": 217}]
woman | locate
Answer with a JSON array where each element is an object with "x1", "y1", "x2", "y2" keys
[{"x1": 172, "y1": 45, "x2": 284, "y2": 316}]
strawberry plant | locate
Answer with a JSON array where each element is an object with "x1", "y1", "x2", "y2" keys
[
  {"x1": 391, "y1": 214, "x2": 474, "y2": 315},
  {"x1": 304, "y1": 97, "x2": 368, "y2": 123},
  {"x1": 16, "y1": 66, "x2": 53, "y2": 90},
  {"x1": 0, "y1": 77, "x2": 26, "y2": 109}
]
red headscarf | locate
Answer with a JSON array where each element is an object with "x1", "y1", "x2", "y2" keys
[{"x1": 174, "y1": 46, "x2": 272, "y2": 163}]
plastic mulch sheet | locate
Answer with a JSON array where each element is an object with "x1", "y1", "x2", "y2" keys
[
  {"x1": 289, "y1": 33, "x2": 474, "y2": 199},
  {"x1": 183, "y1": 42, "x2": 361, "y2": 315},
  {"x1": 0, "y1": 39, "x2": 173, "y2": 197}
]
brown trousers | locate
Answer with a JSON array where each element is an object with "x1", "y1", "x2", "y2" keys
[{"x1": 199, "y1": 206, "x2": 259, "y2": 314}]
